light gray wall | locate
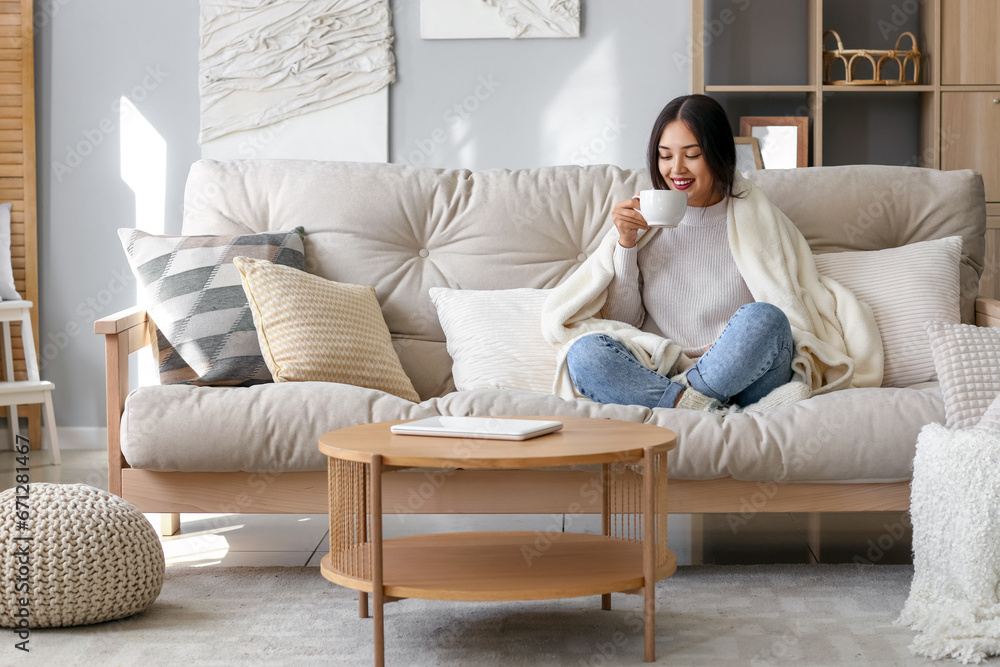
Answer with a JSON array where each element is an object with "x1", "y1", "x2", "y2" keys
[
  {"x1": 36, "y1": 0, "x2": 200, "y2": 428},
  {"x1": 389, "y1": 0, "x2": 690, "y2": 170},
  {"x1": 35, "y1": 1, "x2": 692, "y2": 427}
]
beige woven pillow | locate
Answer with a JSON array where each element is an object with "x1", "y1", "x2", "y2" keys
[
  {"x1": 233, "y1": 257, "x2": 420, "y2": 402},
  {"x1": 925, "y1": 321, "x2": 1000, "y2": 429}
]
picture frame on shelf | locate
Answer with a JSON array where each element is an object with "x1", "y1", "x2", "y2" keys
[
  {"x1": 739, "y1": 116, "x2": 809, "y2": 169},
  {"x1": 734, "y1": 137, "x2": 764, "y2": 174}
]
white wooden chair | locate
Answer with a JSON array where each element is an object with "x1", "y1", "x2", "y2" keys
[{"x1": 0, "y1": 300, "x2": 59, "y2": 465}]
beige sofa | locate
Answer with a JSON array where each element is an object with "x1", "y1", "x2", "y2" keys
[{"x1": 96, "y1": 160, "x2": 994, "y2": 534}]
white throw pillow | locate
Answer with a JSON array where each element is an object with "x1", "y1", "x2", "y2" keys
[
  {"x1": 976, "y1": 392, "x2": 1000, "y2": 433},
  {"x1": 813, "y1": 236, "x2": 962, "y2": 388},
  {"x1": 925, "y1": 321, "x2": 1000, "y2": 430},
  {"x1": 429, "y1": 287, "x2": 557, "y2": 393},
  {"x1": 0, "y1": 202, "x2": 18, "y2": 300}
]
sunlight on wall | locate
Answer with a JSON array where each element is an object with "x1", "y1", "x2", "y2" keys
[
  {"x1": 119, "y1": 97, "x2": 166, "y2": 387},
  {"x1": 539, "y1": 34, "x2": 627, "y2": 168}
]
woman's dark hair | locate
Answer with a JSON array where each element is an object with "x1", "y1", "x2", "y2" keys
[{"x1": 646, "y1": 94, "x2": 744, "y2": 200}]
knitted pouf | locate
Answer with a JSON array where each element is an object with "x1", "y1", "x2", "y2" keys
[{"x1": 0, "y1": 483, "x2": 165, "y2": 627}]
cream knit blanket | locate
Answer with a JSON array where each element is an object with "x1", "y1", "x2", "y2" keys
[{"x1": 542, "y1": 172, "x2": 884, "y2": 399}]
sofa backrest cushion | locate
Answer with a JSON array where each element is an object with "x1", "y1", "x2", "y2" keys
[
  {"x1": 746, "y1": 165, "x2": 986, "y2": 325},
  {"x1": 182, "y1": 160, "x2": 985, "y2": 399}
]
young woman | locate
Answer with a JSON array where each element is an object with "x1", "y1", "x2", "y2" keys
[{"x1": 553, "y1": 94, "x2": 882, "y2": 411}]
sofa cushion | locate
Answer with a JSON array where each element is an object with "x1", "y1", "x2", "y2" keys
[
  {"x1": 121, "y1": 384, "x2": 943, "y2": 482},
  {"x1": 926, "y1": 321, "x2": 1000, "y2": 429},
  {"x1": 429, "y1": 287, "x2": 555, "y2": 393},
  {"x1": 747, "y1": 166, "x2": 985, "y2": 325},
  {"x1": 977, "y1": 392, "x2": 1000, "y2": 432},
  {"x1": 234, "y1": 257, "x2": 419, "y2": 402},
  {"x1": 813, "y1": 236, "x2": 962, "y2": 388},
  {"x1": 119, "y1": 226, "x2": 306, "y2": 385}
]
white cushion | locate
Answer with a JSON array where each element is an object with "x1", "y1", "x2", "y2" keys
[
  {"x1": 925, "y1": 321, "x2": 1000, "y2": 430},
  {"x1": 814, "y1": 236, "x2": 962, "y2": 388},
  {"x1": 120, "y1": 381, "x2": 944, "y2": 481},
  {"x1": 429, "y1": 287, "x2": 556, "y2": 393},
  {"x1": 978, "y1": 392, "x2": 1000, "y2": 432}
]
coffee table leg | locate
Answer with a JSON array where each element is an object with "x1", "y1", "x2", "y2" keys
[
  {"x1": 643, "y1": 448, "x2": 655, "y2": 662},
  {"x1": 372, "y1": 454, "x2": 385, "y2": 667},
  {"x1": 359, "y1": 592, "x2": 368, "y2": 618},
  {"x1": 601, "y1": 463, "x2": 612, "y2": 611}
]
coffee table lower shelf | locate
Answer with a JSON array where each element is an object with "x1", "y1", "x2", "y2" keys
[{"x1": 320, "y1": 531, "x2": 677, "y2": 601}]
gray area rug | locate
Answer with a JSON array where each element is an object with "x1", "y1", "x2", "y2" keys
[{"x1": 20, "y1": 564, "x2": 940, "y2": 666}]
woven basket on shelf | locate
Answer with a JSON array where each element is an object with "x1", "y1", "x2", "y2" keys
[{"x1": 823, "y1": 29, "x2": 921, "y2": 85}]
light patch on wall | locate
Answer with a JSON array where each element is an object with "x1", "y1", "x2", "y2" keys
[
  {"x1": 201, "y1": 88, "x2": 388, "y2": 162},
  {"x1": 421, "y1": 0, "x2": 580, "y2": 39},
  {"x1": 120, "y1": 96, "x2": 166, "y2": 386},
  {"x1": 539, "y1": 34, "x2": 627, "y2": 168}
]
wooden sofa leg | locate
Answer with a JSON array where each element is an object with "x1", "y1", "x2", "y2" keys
[
  {"x1": 806, "y1": 512, "x2": 821, "y2": 563},
  {"x1": 160, "y1": 513, "x2": 181, "y2": 536},
  {"x1": 690, "y1": 514, "x2": 704, "y2": 565}
]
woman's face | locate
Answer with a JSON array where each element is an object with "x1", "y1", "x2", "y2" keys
[{"x1": 657, "y1": 120, "x2": 721, "y2": 208}]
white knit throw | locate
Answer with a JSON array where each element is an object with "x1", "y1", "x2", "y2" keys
[{"x1": 898, "y1": 422, "x2": 1000, "y2": 663}]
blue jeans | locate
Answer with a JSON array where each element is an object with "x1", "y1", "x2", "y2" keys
[{"x1": 566, "y1": 302, "x2": 794, "y2": 409}]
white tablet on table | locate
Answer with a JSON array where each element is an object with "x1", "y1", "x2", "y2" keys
[{"x1": 389, "y1": 416, "x2": 563, "y2": 440}]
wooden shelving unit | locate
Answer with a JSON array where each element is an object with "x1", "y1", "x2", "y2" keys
[
  {"x1": 692, "y1": 0, "x2": 1000, "y2": 296},
  {"x1": 691, "y1": 0, "x2": 942, "y2": 169}
]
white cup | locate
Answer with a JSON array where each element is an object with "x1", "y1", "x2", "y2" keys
[{"x1": 636, "y1": 189, "x2": 687, "y2": 228}]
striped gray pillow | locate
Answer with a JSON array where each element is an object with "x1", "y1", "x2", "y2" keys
[
  {"x1": 814, "y1": 236, "x2": 962, "y2": 388},
  {"x1": 118, "y1": 227, "x2": 305, "y2": 385}
]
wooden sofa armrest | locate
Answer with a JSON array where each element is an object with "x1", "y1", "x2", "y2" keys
[
  {"x1": 94, "y1": 305, "x2": 149, "y2": 335},
  {"x1": 976, "y1": 297, "x2": 1000, "y2": 327},
  {"x1": 95, "y1": 306, "x2": 154, "y2": 495}
]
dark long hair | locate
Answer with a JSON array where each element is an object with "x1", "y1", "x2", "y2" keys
[{"x1": 646, "y1": 94, "x2": 743, "y2": 201}]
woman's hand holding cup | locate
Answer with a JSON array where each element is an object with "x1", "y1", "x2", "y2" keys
[{"x1": 612, "y1": 194, "x2": 648, "y2": 249}]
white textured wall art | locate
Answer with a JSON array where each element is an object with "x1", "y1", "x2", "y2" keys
[
  {"x1": 199, "y1": 0, "x2": 395, "y2": 148},
  {"x1": 421, "y1": 0, "x2": 580, "y2": 39}
]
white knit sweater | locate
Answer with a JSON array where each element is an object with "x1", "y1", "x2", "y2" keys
[{"x1": 605, "y1": 198, "x2": 754, "y2": 357}]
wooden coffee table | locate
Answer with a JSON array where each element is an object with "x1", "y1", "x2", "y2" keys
[{"x1": 318, "y1": 416, "x2": 677, "y2": 665}]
